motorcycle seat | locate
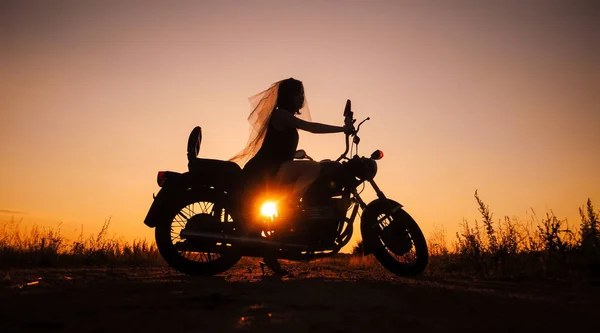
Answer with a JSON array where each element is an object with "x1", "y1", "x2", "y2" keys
[{"x1": 188, "y1": 158, "x2": 243, "y2": 189}]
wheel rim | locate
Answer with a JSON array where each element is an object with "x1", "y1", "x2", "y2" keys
[
  {"x1": 170, "y1": 200, "x2": 234, "y2": 263},
  {"x1": 375, "y1": 212, "x2": 420, "y2": 266}
]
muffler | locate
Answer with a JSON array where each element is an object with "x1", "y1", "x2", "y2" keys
[{"x1": 179, "y1": 229, "x2": 308, "y2": 250}]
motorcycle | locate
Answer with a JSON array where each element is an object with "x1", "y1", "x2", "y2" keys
[{"x1": 143, "y1": 100, "x2": 428, "y2": 277}]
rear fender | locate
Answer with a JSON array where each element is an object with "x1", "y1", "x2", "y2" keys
[
  {"x1": 143, "y1": 171, "x2": 237, "y2": 228},
  {"x1": 143, "y1": 172, "x2": 194, "y2": 228}
]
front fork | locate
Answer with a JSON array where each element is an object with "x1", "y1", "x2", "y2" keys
[
  {"x1": 354, "y1": 180, "x2": 404, "y2": 228},
  {"x1": 356, "y1": 179, "x2": 408, "y2": 255},
  {"x1": 369, "y1": 179, "x2": 403, "y2": 213}
]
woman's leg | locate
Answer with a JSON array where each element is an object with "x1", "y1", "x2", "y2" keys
[
  {"x1": 260, "y1": 161, "x2": 319, "y2": 275},
  {"x1": 275, "y1": 160, "x2": 321, "y2": 202}
]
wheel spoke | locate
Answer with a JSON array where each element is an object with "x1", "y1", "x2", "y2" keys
[
  {"x1": 166, "y1": 200, "x2": 233, "y2": 264},
  {"x1": 376, "y1": 213, "x2": 420, "y2": 265},
  {"x1": 377, "y1": 214, "x2": 388, "y2": 223},
  {"x1": 183, "y1": 205, "x2": 193, "y2": 219},
  {"x1": 377, "y1": 214, "x2": 392, "y2": 227},
  {"x1": 171, "y1": 233, "x2": 182, "y2": 242},
  {"x1": 203, "y1": 202, "x2": 214, "y2": 214},
  {"x1": 176, "y1": 211, "x2": 189, "y2": 222},
  {"x1": 381, "y1": 234, "x2": 418, "y2": 264}
]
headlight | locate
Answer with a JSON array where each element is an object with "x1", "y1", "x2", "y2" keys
[
  {"x1": 260, "y1": 202, "x2": 278, "y2": 218},
  {"x1": 366, "y1": 159, "x2": 378, "y2": 180},
  {"x1": 357, "y1": 158, "x2": 377, "y2": 180}
]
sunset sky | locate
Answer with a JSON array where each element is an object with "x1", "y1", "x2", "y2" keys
[{"x1": 1, "y1": 1, "x2": 598, "y2": 252}]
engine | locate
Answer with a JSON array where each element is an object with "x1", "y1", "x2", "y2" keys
[
  {"x1": 258, "y1": 160, "x2": 358, "y2": 248},
  {"x1": 289, "y1": 198, "x2": 346, "y2": 246},
  {"x1": 258, "y1": 197, "x2": 348, "y2": 248},
  {"x1": 303, "y1": 161, "x2": 351, "y2": 204}
]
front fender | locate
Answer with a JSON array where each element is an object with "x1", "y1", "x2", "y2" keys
[{"x1": 360, "y1": 199, "x2": 403, "y2": 255}]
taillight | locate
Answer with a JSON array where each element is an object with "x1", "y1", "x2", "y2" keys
[{"x1": 157, "y1": 171, "x2": 167, "y2": 187}]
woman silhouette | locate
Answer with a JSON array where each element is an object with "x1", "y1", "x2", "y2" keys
[{"x1": 230, "y1": 77, "x2": 353, "y2": 274}]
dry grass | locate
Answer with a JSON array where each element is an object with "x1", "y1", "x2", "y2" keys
[
  {"x1": 342, "y1": 192, "x2": 600, "y2": 281},
  {"x1": 2, "y1": 192, "x2": 599, "y2": 282},
  {"x1": 421, "y1": 192, "x2": 600, "y2": 281},
  {"x1": 312, "y1": 254, "x2": 383, "y2": 272},
  {"x1": 0, "y1": 217, "x2": 163, "y2": 268}
]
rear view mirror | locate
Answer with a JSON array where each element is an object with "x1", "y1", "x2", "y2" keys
[
  {"x1": 294, "y1": 149, "x2": 307, "y2": 159},
  {"x1": 343, "y1": 99, "x2": 352, "y2": 117}
]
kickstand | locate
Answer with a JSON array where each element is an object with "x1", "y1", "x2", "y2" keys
[
  {"x1": 259, "y1": 259, "x2": 289, "y2": 276},
  {"x1": 259, "y1": 261, "x2": 267, "y2": 276}
]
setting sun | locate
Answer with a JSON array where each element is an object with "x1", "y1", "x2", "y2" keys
[{"x1": 260, "y1": 202, "x2": 278, "y2": 218}]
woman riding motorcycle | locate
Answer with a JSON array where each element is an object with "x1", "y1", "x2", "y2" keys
[{"x1": 230, "y1": 77, "x2": 353, "y2": 274}]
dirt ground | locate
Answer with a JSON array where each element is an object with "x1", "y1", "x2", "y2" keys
[{"x1": 1, "y1": 258, "x2": 598, "y2": 333}]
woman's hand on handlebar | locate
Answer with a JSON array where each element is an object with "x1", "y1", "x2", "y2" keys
[{"x1": 343, "y1": 122, "x2": 355, "y2": 135}]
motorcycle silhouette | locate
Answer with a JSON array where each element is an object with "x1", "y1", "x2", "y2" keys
[{"x1": 143, "y1": 100, "x2": 428, "y2": 276}]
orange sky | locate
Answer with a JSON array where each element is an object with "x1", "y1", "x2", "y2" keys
[{"x1": 1, "y1": 1, "x2": 598, "y2": 252}]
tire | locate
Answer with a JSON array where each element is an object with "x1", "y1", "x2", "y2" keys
[
  {"x1": 154, "y1": 187, "x2": 242, "y2": 276},
  {"x1": 360, "y1": 199, "x2": 428, "y2": 277}
]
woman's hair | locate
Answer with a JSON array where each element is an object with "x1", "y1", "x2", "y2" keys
[
  {"x1": 229, "y1": 77, "x2": 311, "y2": 167},
  {"x1": 276, "y1": 78, "x2": 304, "y2": 113}
]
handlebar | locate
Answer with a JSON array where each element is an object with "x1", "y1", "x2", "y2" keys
[
  {"x1": 343, "y1": 99, "x2": 352, "y2": 119},
  {"x1": 337, "y1": 99, "x2": 370, "y2": 162},
  {"x1": 337, "y1": 133, "x2": 351, "y2": 162},
  {"x1": 337, "y1": 100, "x2": 353, "y2": 162},
  {"x1": 300, "y1": 99, "x2": 367, "y2": 163},
  {"x1": 356, "y1": 117, "x2": 370, "y2": 133}
]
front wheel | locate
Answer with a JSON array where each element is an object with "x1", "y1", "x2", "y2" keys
[{"x1": 360, "y1": 199, "x2": 428, "y2": 277}]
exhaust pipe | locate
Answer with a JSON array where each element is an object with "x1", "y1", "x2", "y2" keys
[{"x1": 179, "y1": 229, "x2": 308, "y2": 250}]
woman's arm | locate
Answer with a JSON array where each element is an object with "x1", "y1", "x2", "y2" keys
[{"x1": 271, "y1": 108, "x2": 345, "y2": 134}]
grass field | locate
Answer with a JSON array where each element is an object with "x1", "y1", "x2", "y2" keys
[
  {"x1": 2, "y1": 192, "x2": 599, "y2": 281},
  {"x1": 2, "y1": 193, "x2": 599, "y2": 333}
]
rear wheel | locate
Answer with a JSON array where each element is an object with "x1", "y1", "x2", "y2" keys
[
  {"x1": 361, "y1": 199, "x2": 428, "y2": 277},
  {"x1": 155, "y1": 188, "x2": 242, "y2": 275}
]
